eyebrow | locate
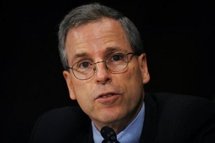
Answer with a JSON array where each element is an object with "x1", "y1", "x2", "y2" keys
[
  {"x1": 104, "y1": 47, "x2": 122, "y2": 55},
  {"x1": 73, "y1": 52, "x2": 89, "y2": 59},
  {"x1": 69, "y1": 52, "x2": 90, "y2": 65},
  {"x1": 71, "y1": 47, "x2": 125, "y2": 61}
]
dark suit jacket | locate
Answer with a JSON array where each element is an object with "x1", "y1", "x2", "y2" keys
[{"x1": 29, "y1": 93, "x2": 215, "y2": 143}]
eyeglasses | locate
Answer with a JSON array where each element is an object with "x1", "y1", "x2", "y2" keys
[{"x1": 66, "y1": 52, "x2": 136, "y2": 80}]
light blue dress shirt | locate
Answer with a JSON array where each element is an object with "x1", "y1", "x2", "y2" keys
[{"x1": 92, "y1": 102, "x2": 145, "y2": 143}]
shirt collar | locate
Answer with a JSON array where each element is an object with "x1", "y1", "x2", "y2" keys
[{"x1": 92, "y1": 102, "x2": 145, "y2": 143}]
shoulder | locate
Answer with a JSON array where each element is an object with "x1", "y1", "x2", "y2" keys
[
  {"x1": 36, "y1": 106, "x2": 87, "y2": 123},
  {"x1": 149, "y1": 92, "x2": 215, "y2": 113},
  {"x1": 30, "y1": 106, "x2": 91, "y2": 143},
  {"x1": 147, "y1": 92, "x2": 215, "y2": 120},
  {"x1": 145, "y1": 92, "x2": 215, "y2": 142}
]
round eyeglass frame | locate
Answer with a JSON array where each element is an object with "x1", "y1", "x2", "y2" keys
[{"x1": 66, "y1": 52, "x2": 136, "y2": 80}]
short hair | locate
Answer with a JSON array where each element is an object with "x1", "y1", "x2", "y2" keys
[{"x1": 58, "y1": 3, "x2": 144, "y2": 69}]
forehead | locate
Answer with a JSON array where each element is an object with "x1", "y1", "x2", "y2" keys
[{"x1": 65, "y1": 18, "x2": 131, "y2": 60}]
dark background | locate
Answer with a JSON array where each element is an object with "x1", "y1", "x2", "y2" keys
[{"x1": 1, "y1": 0, "x2": 214, "y2": 143}]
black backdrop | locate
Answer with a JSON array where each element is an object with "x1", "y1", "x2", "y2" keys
[{"x1": 1, "y1": 0, "x2": 214, "y2": 143}]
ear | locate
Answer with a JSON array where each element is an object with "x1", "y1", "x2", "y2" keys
[
  {"x1": 63, "y1": 70, "x2": 77, "y2": 100},
  {"x1": 138, "y1": 53, "x2": 150, "y2": 84}
]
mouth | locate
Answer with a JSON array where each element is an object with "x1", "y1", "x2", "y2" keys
[{"x1": 95, "y1": 92, "x2": 121, "y2": 105}]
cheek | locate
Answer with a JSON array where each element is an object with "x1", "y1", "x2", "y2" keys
[
  {"x1": 123, "y1": 66, "x2": 144, "y2": 97},
  {"x1": 73, "y1": 88, "x2": 92, "y2": 115},
  {"x1": 72, "y1": 81, "x2": 94, "y2": 108},
  {"x1": 73, "y1": 83, "x2": 91, "y2": 100},
  {"x1": 126, "y1": 65, "x2": 143, "y2": 83}
]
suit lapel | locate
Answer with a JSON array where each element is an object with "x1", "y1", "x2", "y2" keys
[
  {"x1": 73, "y1": 118, "x2": 94, "y2": 143},
  {"x1": 140, "y1": 94, "x2": 158, "y2": 143}
]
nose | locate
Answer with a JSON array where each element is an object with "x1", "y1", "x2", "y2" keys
[{"x1": 94, "y1": 61, "x2": 111, "y2": 84}]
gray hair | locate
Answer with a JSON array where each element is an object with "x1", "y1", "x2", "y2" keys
[{"x1": 58, "y1": 3, "x2": 144, "y2": 69}]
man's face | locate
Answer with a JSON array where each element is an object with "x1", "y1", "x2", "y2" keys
[{"x1": 63, "y1": 18, "x2": 150, "y2": 131}]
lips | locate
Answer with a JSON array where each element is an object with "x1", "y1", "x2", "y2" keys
[
  {"x1": 95, "y1": 92, "x2": 121, "y2": 105},
  {"x1": 96, "y1": 92, "x2": 118, "y2": 99},
  {"x1": 99, "y1": 93, "x2": 115, "y2": 98}
]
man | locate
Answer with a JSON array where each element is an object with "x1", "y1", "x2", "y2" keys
[{"x1": 30, "y1": 3, "x2": 215, "y2": 143}]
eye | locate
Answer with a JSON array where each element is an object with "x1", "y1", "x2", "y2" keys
[
  {"x1": 76, "y1": 60, "x2": 92, "y2": 70},
  {"x1": 110, "y1": 53, "x2": 125, "y2": 62}
]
